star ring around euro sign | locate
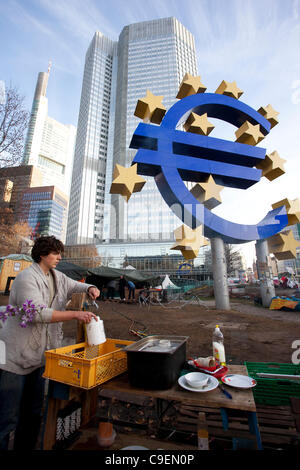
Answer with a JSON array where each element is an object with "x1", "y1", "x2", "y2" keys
[{"x1": 129, "y1": 92, "x2": 288, "y2": 244}]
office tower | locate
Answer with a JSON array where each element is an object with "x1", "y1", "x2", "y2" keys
[
  {"x1": 110, "y1": 17, "x2": 198, "y2": 242},
  {"x1": 66, "y1": 34, "x2": 117, "y2": 245},
  {"x1": 23, "y1": 67, "x2": 76, "y2": 196},
  {"x1": 67, "y1": 17, "x2": 197, "y2": 245},
  {"x1": 18, "y1": 186, "x2": 68, "y2": 242}
]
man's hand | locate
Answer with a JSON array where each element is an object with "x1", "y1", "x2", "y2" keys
[
  {"x1": 88, "y1": 286, "x2": 100, "y2": 300},
  {"x1": 75, "y1": 311, "x2": 98, "y2": 324}
]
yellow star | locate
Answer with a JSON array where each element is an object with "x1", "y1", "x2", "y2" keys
[
  {"x1": 171, "y1": 225, "x2": 209, "y2": 260},
  {"x1": 215, "y1": 80, "x2": 243, "y2": 99},
  {"x1": 256, "y1": 150, "x2": 286, "y2": 181},
  {"x1": 184, "y1": 112, "x2": 215, "y2": 135},
  {"x1": 110, "y1": 164, "x2": 146, "y2": 202},
  {"x1": 176, "y1": 73, "x2": 206, "y2": 99},
  {"x1": 134, "y1": 90, "x2": 166, "y2": 124},
  {"x1": 272, "y1": 198, "x2": 300, "y2": 226},
  {"x1": 257, "y1": 104, "x2": 279, "y2": 129},
  {"x1": 190, "y1": 175, "x2": 223, "y2": 210},
  {"x1": 235, "y1": 121, "x2": 265, "y2": 146},
  {"x1": 267, "y1": 230, "x2": 299, "y2": 260}
]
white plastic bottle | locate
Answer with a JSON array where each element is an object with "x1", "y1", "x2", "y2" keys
[
  {"x1": 212, "y1": 324, "x2": 226, "y2": 366},
  {"x1": 85, "y1": 317, "x2": 106, "y2": 346}
]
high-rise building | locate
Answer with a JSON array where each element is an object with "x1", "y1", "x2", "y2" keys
[
  {"x1": 18, "y1": 185, "x2": 68, "y2": 242},
  {"x1": 66, "y1": 17, "x2": 197, "y2": 245},
  {"x1": 23, "y1": 67, "x2": 76, "y2": 196},
  {"x1": 110, "y1": 17, "x2": 197, "y2": 243},
  {"x1": 66, "y1": 35, "x2": 117, "y2": 245}
]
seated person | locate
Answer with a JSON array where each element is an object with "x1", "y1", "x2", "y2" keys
[{"x1": 138, "y1": 288, "x2": 150, "y2": 303}]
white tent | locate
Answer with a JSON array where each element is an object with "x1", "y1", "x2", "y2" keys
[
  {"x1": 162, "y1": 275, "x2": 178, "y2": 289},
  {"x1": 286, "y1": 267, "x2": 295, "y2": 275}
]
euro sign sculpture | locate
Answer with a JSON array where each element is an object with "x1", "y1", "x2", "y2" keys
[{"x1": 129, "y1": 92, "x2": 288, "y2": 244}]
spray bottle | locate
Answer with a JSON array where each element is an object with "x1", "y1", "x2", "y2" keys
[{"x1": 212, "y1": 325, "x2": 226, "y2": 366}]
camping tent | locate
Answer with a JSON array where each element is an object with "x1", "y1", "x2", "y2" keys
[
  {"x1": 161, "y1": 275, "x2": 178, "y2": 289},
  {"x1": 55, "y1": 260, "x2": 89, "y2": 281},
  {"x1": 87, "y1": 265, "x2": 158, "y2": 286}
]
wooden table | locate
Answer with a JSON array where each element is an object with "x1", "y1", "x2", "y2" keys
[
  {"x1": 42, "y1": 365, "x2": 262, "y2": 450},
  {"x1": 99, "y1": 365, "x2": 262, "y2": 450}
]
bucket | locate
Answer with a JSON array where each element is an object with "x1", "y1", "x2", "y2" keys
[{"x1": 85, "y1": 317, "x2": 106, "y2": 346}]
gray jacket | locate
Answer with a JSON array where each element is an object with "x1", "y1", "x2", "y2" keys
[{"x1": 0, "y1": 262, "x2": 94, "y2": 375}]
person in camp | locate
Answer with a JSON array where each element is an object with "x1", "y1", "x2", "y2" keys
[
  {"x1": 127, "y1": 280, "x2": 136, "y2": 300},
  {"x1": 106, "y1": 278, "x2": 117, "y2": 300},
  {"x1": 0, "y1": 235, "x2": 100, "y2": 450},
  {"x1": 119, "y1": 275, "x2": 126, "y2": 301}
]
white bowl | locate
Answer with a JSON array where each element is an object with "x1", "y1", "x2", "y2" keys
[{"x1": 184, "y1": 372, "x2": 209, "y2": 389}]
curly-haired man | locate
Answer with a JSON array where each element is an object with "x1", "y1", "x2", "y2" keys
[{"x1": 0, "y1": 236, "x2": 100, "y2": 450}]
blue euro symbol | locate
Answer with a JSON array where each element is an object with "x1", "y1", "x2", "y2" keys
[{"x1": 130, "y1": 93, "x2": 288, "y2": 244}]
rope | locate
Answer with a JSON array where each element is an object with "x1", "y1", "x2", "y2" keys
[
  {"x1": 108, "y1": 304, "x2": 149, "y2": 338},
  {"x1": 100, "y1": 294, "x2": 209, "y2": 339},
  {"x1": 149, "y1": 294, "x2": 209, "y2": 310}
]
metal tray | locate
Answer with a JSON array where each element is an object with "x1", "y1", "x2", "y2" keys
[{"x1": 124, "y1": 335, "x2": 188, "y2": 353}]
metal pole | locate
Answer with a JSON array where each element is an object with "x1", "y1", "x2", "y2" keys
[
  {"x1": 255, "y1": 239, "x2": 275, "y2": 307},
  {"x1": 210, "y1": 237, "x2": 230, "y2": 310}
]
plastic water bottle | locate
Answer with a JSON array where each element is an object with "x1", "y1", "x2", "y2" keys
[{"x1": 212, "y1": 325, "x2": 226, "y2": 366}]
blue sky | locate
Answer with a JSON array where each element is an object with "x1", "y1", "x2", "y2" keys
[{"x1": 1, "y1": 0, "x2": 300, "y2": 265}]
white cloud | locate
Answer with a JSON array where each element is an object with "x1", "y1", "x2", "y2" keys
[
  {"x1": 3, "y1": 0, "x2": 82, "y2": 68},
  {"x1": 37, "y1": 0, "x2": 119, "y2": 40}
]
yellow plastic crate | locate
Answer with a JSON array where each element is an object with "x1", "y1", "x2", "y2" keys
[{"x1": 43, "y1": 338, "x2": 133, "y2": 389}]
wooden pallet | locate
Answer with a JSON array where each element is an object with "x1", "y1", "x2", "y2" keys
[{"x1": 172, "y1": 402, "x2": 300, "y2": 448}]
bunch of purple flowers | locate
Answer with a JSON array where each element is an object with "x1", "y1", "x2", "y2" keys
[{"x1": 0, "y1": 299, "x2": 46, "y2": 328}]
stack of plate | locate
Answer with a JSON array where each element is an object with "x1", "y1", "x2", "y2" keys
[{"x1": 178, "y1": 372, "x2": 219, "y2": 392}]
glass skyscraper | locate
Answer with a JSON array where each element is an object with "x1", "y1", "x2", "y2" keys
[
  {"x1": 23, "y1": 69, "x2": 76, "y2": 197},
  {"x1": 67, "y1": 34, "x2": 117, "y2": 244},
  {"x1": 19, "y1": 186, "x2": 68, "y2": 241},
  {"x1": 66, "y1": 17, "x2": 198, "y2": 245}
]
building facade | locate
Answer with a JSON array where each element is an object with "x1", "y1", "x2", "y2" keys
[
  {"x1": 18, "y1": 186, "x2": 68, "y2": 242},
  {"x1": 110, "y1": 17, "x2": 198, "y2": 242},
  {"x1": 23, "y1": 69, "x2": 76, "y2": 196},
  {"x1": 66, "y1": 34, "x2": 117, "y2": 245},
  {"x1": 66, "y1": 17, "x2": 198, "y2": 245},
  {"x1": 0, "y1": 165, "x2": 43, "y2": 220},
  {"x1": 90, "y1": 240, "x2": 212, "y2": 280}
]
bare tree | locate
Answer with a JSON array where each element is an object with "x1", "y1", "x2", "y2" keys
[
  {"x1": 0, "y1": 207, "x2": 32, "y2": 256},
  {"x1": 0, "y1": 84, "x2": 29, "y2": 167},
  {"x1": 225, "y1": 244, "x2": 244, "y2": 276},
  {"x1": 63, "y1": 244, "x2": 102, "y2": 268},
  {"x1": 204, "y1": 244, "x2": 244, "y2": 277}
]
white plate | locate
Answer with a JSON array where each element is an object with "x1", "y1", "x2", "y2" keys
[
  {"x1": 221, "y1": 374, "x2": 256, "y2": 389},
  {"x1": 178, "y1": 374, "x2": 219, "y2": 392}
]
